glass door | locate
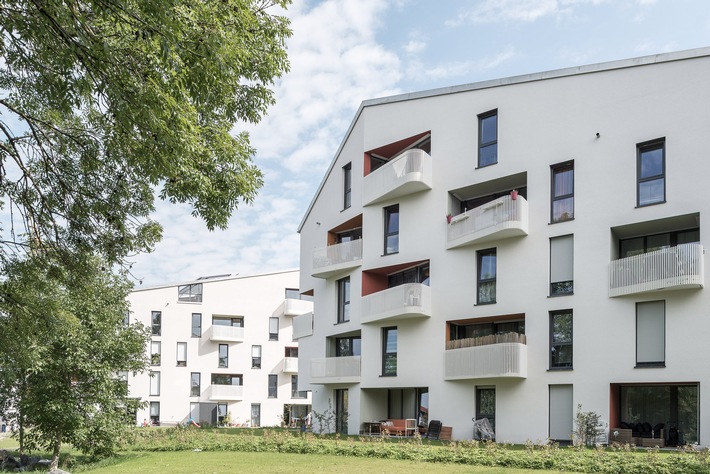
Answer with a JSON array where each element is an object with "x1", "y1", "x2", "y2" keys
[{"x1": 476, "y1": 387, "x2": 496, "y2": 437}]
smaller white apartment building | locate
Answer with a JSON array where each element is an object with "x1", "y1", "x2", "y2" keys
[{"x1": 126, "y1": 270, "x2": 312, "y2": 428}]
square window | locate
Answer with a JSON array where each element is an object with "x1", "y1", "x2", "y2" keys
[
  {"x1": 637, "y1": 139, "x2": 665, "y2": 206},
  {"x1": 478, "y1": 110, "x2": 498, "y2": 167},
  {"x1": 477, "y1": 248, "x2": 496, "y2": 304}
]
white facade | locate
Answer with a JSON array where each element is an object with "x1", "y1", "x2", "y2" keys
[
  {"x1": 297, "y1": 47, "x2": 710, "y2": 444},
  {"x1": 127, "y1": 270, "x2": 312, "y2": 428}
]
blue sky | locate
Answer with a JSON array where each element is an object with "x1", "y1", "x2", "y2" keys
[{"x1": 131, "y1": 0, "x2": 710, "y2": 286}]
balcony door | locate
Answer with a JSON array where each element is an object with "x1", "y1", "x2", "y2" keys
[
  {"x1": 335, "y1": 388, "x2": 348, "y2": 434},
  {"x1": 476, "y1": 387, "x2": 496, "y2": 438}
]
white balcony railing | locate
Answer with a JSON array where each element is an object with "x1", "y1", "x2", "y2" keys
[
  {"x1": 361, "y1": 283, "x2": 432, "y2": 324},
  {"x1": 208, "y1": 384, "x2": 244, "y2": 401},
  {"x1": 310, "y1": 356, "x2": 361, "y2": 384},
  {"x1": 207, "y1": 325, "x2": 245, "y2": 343},
  {"x1": 312, "y1": 239, "x2": 363, "y2": 279},
  {"x1": 273, "y1": 298, "x2": 314, "y2": 317},
  {"x1": 292, "y1": 312, "x2": 313, "y2": 340},
  {"x1": 609, "y1": 243, "x2": 704, "y2": 297},
  {"x1": 282, "y1": 357, "x2": 298, "y2": 373},
  {"x1": 447, "y1": 195, "x2": 528, "y2": 249},
  {"x1": 444, "y1": 343, "x2": 527, "y2": 380},
  {"x1": 363, "y1": 149, "x2": 433, "y2": 206}
]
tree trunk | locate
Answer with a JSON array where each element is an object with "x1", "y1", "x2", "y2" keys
[{"x1": 50, "y1": 435, "x2": 61, "y2": 471}]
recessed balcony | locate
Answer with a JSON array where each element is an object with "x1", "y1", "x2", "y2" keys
[
  {"x1": 609, "y1": 243, "x2": 704, "y2": 297},
  {"x1": 446, "y1": 195, "x2": 528, "y2": 249},
  {"x1": 207, "y1": 325, "x2": 244, "y2": 343},
  {"x1": 208, "y1": 384, "x2": 243, "y2": 401},
  {"x1": 273, "y1": 298, "x2": 314, "y2": 317},
  {"x1": 312, "y1": 239, "x2": 363, "y2": 279},
  {"x1": 444, "y1": 334, "x2": 527, "y2": 380},
  {"x1": 363, "y1": 149, "x2": 432, "y2": 206},
  {"x1": 361, "y1": 283, "x2": 432, "y2": 324},
  {"x1": 292, "y1": 312, "x2": 313, "y2": 340},
  {"x1": 282, "y1": 357, "x2": 298, "y2": 373},
  {"x1": 310, "y1": 356, "x2": 361, "y2": 384}
]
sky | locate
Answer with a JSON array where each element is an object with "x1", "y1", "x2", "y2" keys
[{"x1": 130, "y1": 0, "x2": 710, "y2": 287}]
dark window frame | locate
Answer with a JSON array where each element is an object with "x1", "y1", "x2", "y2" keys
[
  {"x1": 252, "y1": 345, "x2": 262, "y2": 369},
  {"x1": 191, "y1": 313, "x2": 202, "y2": 337},
  {"x1": 619, "y1": 228, "x2": 699, "y2": 259},
  {"x1": 178, "y1": 283, "x2": 203, "y2": 303},
  {"x1": 176, "y1": 342, "x2": 187, "y2": 367},
  {"x1": 149, "y1": 401, "x2": 160, "y2": 425},
  {"x1": 337, "y1": 277, "x2": 350, "y2": 324},
  {"x1": 551, "y1": 161, "x2": 574, "y2": 223},
  {"x1": 549, "y1": 310, "x2": 573, "y2": 370},
  {"x1": 335, "y1": 335, "x2": 361, "y2": 357},
  {"x1": 269, "y1": 317, "x2": 279, "y2": 341},
  {"x1": 343, "y1": 162, "x2": 352, "y2": 209},
  {"x1": 550, "y1": 234, "x2": 574, "y2": 296},
  {"x1": 291, "y1": 374, "x2": 308, "y2": 398},
  {"x1": 218, "y1": 344, "x2": 229, "y2": 368},
  {"x1": 637, "y1": 138, "x2": 666, "y2": 207},
  {"x1": 383, "y1": 204, "x2": 399, "y2": 255},
  {"x1": 477, "y1": 248, "x2": 497, "y2": 305},
  {"x1": 151, "y1": 311, "x2": 161, "y2": 336},
  {"x1": 635, "y1": 300, "x2": 666, "y2": 368},
  {"x1": 382, "y1": 327, "x2": 397, "y2": 377},
  {"x1": 478, "y1": 109, "x2": 498, "y2": 168},
  {"x1": 190, "y1": 372, "x2": 200, "y2": 397},
  {"x1": 268, "y1": 374, "x2": 278, "y2": 398},
  {"x1": 150, "y1": 340, "x2": 161, "y2": 366}
]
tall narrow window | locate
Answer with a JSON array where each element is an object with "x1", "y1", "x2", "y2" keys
[
  {"x1": 550, "y1": 235, "x2": 574, "y2": 295},
  {"x1": 176, "y1": 342, "x2": 187, "y2": 367},
  {"x1": 123, "y1": 311, "x2": 130, "y2": 327},
  {"x1": 151, "y1": 311, "x2": 161, "y2": 336},
  {"x1": 382, "y1": 327, "x2": 397, "y2": 376},
  {"x1": 191, "y1": 313, "x2": 202, "y2": 337},
  {"x1": 477, "y1": 248, "x2": 496, "y2": 304},
  {"x1": 478, "y1": 110, "x2": 498, "y2": 167},
  {"x1": 149, "y1": 371, "x2": 160, "y2": 396},
  {"x1": 190, "y1": 372, "x2": 201, "y2": 397},
  {"x1": 269, "y1": 317, "x2": 279, "y2": 341},
  {"x1": 218, "y1": 344, "x2": 228, "y2": 368},
  {"x1": 343, "y1": 162, "x2": 352, "y2": 209},
  {"x1": 550, "y1": 311, "x2": 573, "y2": 369},
  {"x1": 636, "y1": 301, "x2": 665, "y2": 367},
  {"x1": 251, "y1": 404, "x2": 261, "y2": 428},
  {"x1": 551, "y1": 161, "x2": 574, "y2": 222},
  {"x1": 268, "y1": 374, "x2": 278, "y2": 398},
  {"x1": 149, "y1": 402, "x2": 160, "y2": 425},
  {"x1": 384, "y1": 205, "x2": 399, "y2": 255},
  {"x1": 150, "y1": 341, "x2": 161, "y2": 366},
  {"x1": 251, "y1": 345, "x2": 262, "y2": 369},
  {"x1": 637, "y1": 139, "x2": 665, "y2": 206},
  {"x1": 337, "y1": 277, "x2": 350, "y2": 323},
  {"x1": 291, "y1": 375, "x2": 307, "y2": 398},
  {"x1": 217, "y1": 403, "x2": 228, "y2": 425}
]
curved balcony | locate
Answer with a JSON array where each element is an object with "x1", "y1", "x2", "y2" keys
[
  {"x1": 207, "y1": 325, "x2": 244, "y2": 343},
  {"x1": 444, "y1": 334, "x2": 527, "y2": 380},
  {"x1": 282, "y1": 357, "x2": 298, "y2": 373},
  {"x1": 292, "y1": 312, "x2": 313, "y2": 340},
  {"x1": 609, "y1": 243, "x2": 704, "y2": 297},
  {"x1": 447, "y1": 195, "x2": 528, "y2": 249},
  {"x1": 310, "y1": 356, "x2": 361, "y2": 384},
  {"x1": 363, "y1": 149, "x2": 432, "y2": 206},
  {"x1": 312, "y1": 239, "x2": 363, "y2": 279},
  {"x1": 273, "y1": 298, "x2": 313, "y2": 317},
  {"x1": 361, "y1": 283, "x2": 432, "y2": 324},
  {"x1": 208, "y1": 384, "x2": 243, "y2": 401}
]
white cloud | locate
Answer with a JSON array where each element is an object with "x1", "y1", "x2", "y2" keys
[
  {"x1": 446, "y1": 0, "x2": 609, "y2": 25},
  {"x1": 409, "y1": 46, "x2": 519, "y2": 82}
]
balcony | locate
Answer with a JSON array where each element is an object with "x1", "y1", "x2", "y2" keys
[
  {"x1": 609, "y1": 243, "x2": 704, "y2": 297},
  {"x1": 292, "y1": 312, "x2": 313, "y2": 340},
  {"x1": 446, "y1": 195, "x2": 528, "y2": 249},
  {"x1": 361, "y1": 283, "x2": 432, "y2": 324},
  {"x1": 444, "y1": 334, "x2": 527, "y2": 380},
  {"x1": 310, "y1": 356, "x2": 361, "y2": 384},
  {"x1": 207, "y1": 325, "x2": 244, "y2": 343},
  {"x1": 282, "y1": 357, "x2": 298, "y2": 373},
  {"x1": 312, "y1": 239, "x2": 363, "y2": 279},
  {"x1": 363, "y1": 149, "x2": 432, "y2": 206},
  {"x1": 208, "y1": 384, "x2": 243, "y2": 401},
  {"x1": 273, "y1": 298, "x2": 313, "y2": 317}
]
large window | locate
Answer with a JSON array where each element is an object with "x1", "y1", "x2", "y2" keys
[
  {"x1": 269, "y1": 317, "x2": 279, "y2": 341},
  {"x1": 151, "y1": 311, "x2": 161, "y2": 336},
  {"x1": 551, "y1": 161, "x2": 574, "y2": 222},
  {"x1": 477, "y1": 248, "x2": 496, "y2": 304},
  {"x1": 251, "y1": 345, "x2": 262, "y2": 369},
  {"x1": 335, "y1": 336, "x2": 361, "y2": 357},
  {"x1": 150, "y1": 341, "x2": 161, "y2": 366},
  {"x1": 550, "y1": 310, "x2": 573, "y2": 369},
  {"x1": 636, "y1": 301, "x2": 665, "y2": 367},
  {"x1": 550, "y1": 235, "x2": 574, "y2": 296},
  {"x1": 387, "y1": 263, "x2": 430, "y2": 288},
  {"x1": 212, "y1": 316, "x2": 243, "y2": 327},
  {"x1": 218, "y1": 344, "x2": 229, "y2": 368},
  {"x1": 149, "y1": 371, "x2": 160, "y2": 396},
  {"x1": 478, "y1": 109, "x2": 498, "y2": 167},
  {"x1": 384, "y1": 205, "x2": 399, "y2": 255},
  {"x1": 268, "y1": 374, "x2": 278, "y2": 398},
  {"x1": 619, "y1": 228, "x2": 699, "y2": 258},
  {"x1": 291, "y1": 375, "x2": 308, "y2": 398},
  {"x1": 178, "y1": 283, "x2": 203, "y2": 303},
  {"x1": 450, "y1": 319, "x2": 524, "y2": 341},
  {"x1": 190, "y1": 372, "x2": 200, "y2": 397},
  {"x1": 382, "y1": 327, "x2": 397, "y2": 376},
  {"x1": 191, "y1": 313, "x2": 202, "y2": 337},
  {"x1": 211, "y1": 374, "x2": 242, "y2": 385},
  {"x1": 343, "y1": 162, "x2": 352, "y2": 209},
  {"x1": 176, "y1": 342, "x2": 187, "y2": 367},
  {"x1": 337, "y1": 277, "x2": 350, "y2": 323},
  {"x1": 637, "y1": 139, "x2": 665, "y2": 206}
]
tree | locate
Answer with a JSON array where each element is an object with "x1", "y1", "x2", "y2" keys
[
  {"x1": 0, "y1": 0, "x2": 291, "y2": 265},
  {"x1": 0, "y1": 251, "x2": 150, "y2": 469}
]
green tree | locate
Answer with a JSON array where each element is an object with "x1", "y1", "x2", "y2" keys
[
  {"x1": 0, "y1": 0, "x2": 291, "y2": 264},
  {"x1": 0, "y1": 252, "x2": 150, "y2": 469}
]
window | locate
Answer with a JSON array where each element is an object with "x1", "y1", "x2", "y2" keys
[
  {"x1": 387, "y1": 263, "x2": 429, "y2": 288},
  {"x1": 268, "y1": 374, "x2": 278, "y2": 398},
  {"x1": 382, "y1": 327, "x2": 397, "y2": 376},
  {"x1": 149, "y1": 401, "x2": 160, "y2": 426},
  {"x1": 550, "y1": 235, "x2": 574, "y2": 296},
  {"x1": 637, "y1": 139, "x2": 665, "y2": 206},
  {"x1": 450, "y1": 319, "x2": 524, "y2": 340},
  {"x1": 151, "y1": 311, "x2": 161, "y2": 336},
  {"x1": 551, "y1": 161, "x2": 574, "y2": 222},
  {"x1": 619, "y1": 228, "x2": 699, "y2": 258},
  {"x1": 217, "y1": 403, "x2": 228, "y2": 425},
  {"x1": 123, "y1": 311, "x2": 130, "y2": 327},
  {"x1": 343, "y1": 162, "x2": 352, "y2": 209},
  {"x1": 150, "y1": 341, "x2": 161, "y2": 366},
  {"x1": 285, "y1": 347, "x2": 298, "y2": 357},
  {"x1": 251, "y1": 404, "x2": 261, "y2": 428},
  {"x1": 212, "y1": 316, "x2": 243, "y2": 327},
  {"x1": 291, "y1": 375, "x2": 308, "y2": 398},
  {"x1": 337, "y1": 277, "x2": 350, "y2": 323},
  {"x1": 269, "y1": 317, "x2": 279, "y2": 341},
  {"x1": 335, "y1": 336, "x2": 361, "y2": 356},
  {"x1": 251, "y1": 345, "x2": 262, "y2": 369},
  {"x1": 550, "y1": 311, "x2": 573, "y2": 369},
  {"x1": 477, "y1": 249, "x2": 496, "y2": 304},
  {"x1": 211, "y1": 374, "x2": 242, "y2": 385},
  {"x1": 218, "y1": 344, "x2": 228, "y2": 368},
  {"x1": 384, "y1": 205, "x2": 399, "y2": 254},
  {"x1": 191, "y1": 313, "x2": 202, "y2": 337},
  {"x1": 176, "y1": 342, "x2": 187, "y2": 367},
  {"x1": 190, "y1": 372, "x2": 200, "y2": 397},
  {"x1": 117, "y1": 370, "x2": 128, "y2": 391},
  {"x1": 149, "y1": 371, "x2": 160, "y2": 396},
  {"x1": 478, "y1": 109, "x2": 498, "y2": 167},
  {"x1": 636, "y1": 301, "x2": 665, "y2": 367},
  {"x1": 285, "y1": 288, "x2": 300, "y2": 299},
  {"x1": 178, "y1": 283, "x2": 203, "y2": 302}
]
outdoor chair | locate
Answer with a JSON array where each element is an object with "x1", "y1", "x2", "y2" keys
[{"x1": 423, "y1": 420, "x2": 442, "y2": 440}]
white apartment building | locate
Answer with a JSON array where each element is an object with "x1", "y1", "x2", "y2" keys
[
  {"x1": 296, "y1": 47, "x2": 710, "y2": 445},
  {"x1": 126, "y1": 270, "x2": 312, "y2": 428}
]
